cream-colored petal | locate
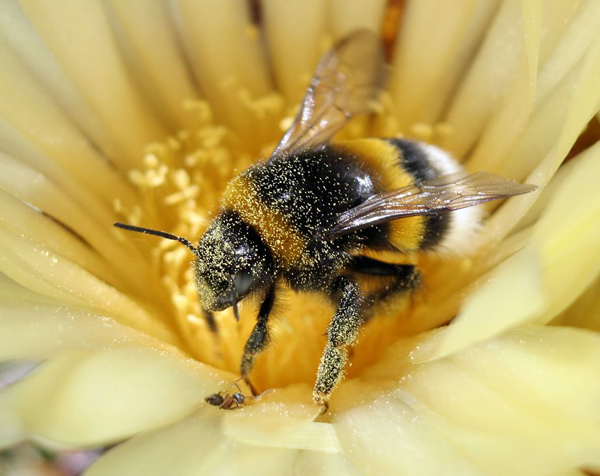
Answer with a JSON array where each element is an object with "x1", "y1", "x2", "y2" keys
[
  {"x1": 414, "y1": 246, "x2": 545, "y2": 361},
  {"x1": 0, "y1": 152, "x2": 168, "y2": 307},
  {"x1": 85, "y1": 407, "x2": 297, "y2": 476},
  {"x1": 85, "y1": 386, "x2": 344, "y2": 474},
  {"x1": 262, "y1": 0, "x2": 328, "y2": 103},
  {"x1": 470, "y1": 0, "x2": 594, "y2": 173},
  {"x1": 0, "y1": 37, "x2": 134, "y2": 204},
  {"x1": 536, "y1": 0, "x2": 600, "y2": 105},
  {"x1": 0, "y1": 0, "x2": 113, "y2": 155},
  {"x1": 553, "y1": 272, "x2": 600, "y2": 332},
  {"x1": 222, "y1": 385, "x2": 341, "y2": 453},
  {"x1": 0, "y1": 390, "x2": 27, "y2": 449},
  {"x1": 390, "y1": 0, "x2": 500, "y2": 131},
  {"x1": 447, "y1": 327, "x2": 600, "y2": 420},
  {"x1": 329, "y1": 0, "x2": 387, "y2": 38},
  {"x1": 20, "y1": 0, "x2": 166, "y2": 168},
  {"x1": 334, "y1": 326, "x2": 600, "y2": 476},
  {"x1": 3, "y1": 349, "x2": 233, "y2": 447},
  {"x1": 530, "y1": 141, "x2": 600, "y2": 321},
  {"x1": 0, "y1": 190, "x2": 123, "y2": 291},
  {"x1": 417, "y1": 140, "x2": 600, "y2": 361},
  {"x1": 487, "y1": 30, "x2": 600, "y2": 240},
  {"x1": 495, "y1": 34, "x2": 600, "y2": 183},
  {"x1": 294, "y1": 450, "x2": 360, "y2": 476},
  {"x1": 467, "y1": 0, "x2": 541, "y2": 172},
  {"x1": 441, "y1": 0, "x2": 532, "y2": 158},
  {"x1": 512, "y1": 153, "x2": 575, "y2": 233},
  {"x1": 333, "y1": 382, "x2": 483, "y2": 475},
  {"x1": 0, "y1": 226, "x2": 176, "y2": 344},
  {"x1": 105, "y1": 0, "x2": 199, "y2": 130},
  {"x1": 0, "y1": 283, "x2": 175, "y2": 360},
  {"x1": 173, "y1": 0, "x2": 275, "y2": 148}
]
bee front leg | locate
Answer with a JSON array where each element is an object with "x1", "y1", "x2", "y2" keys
[
  {"x1": 314, "y1": 276, "x2": 362, "y2": 407},
  {"x1": 240, "y1": 284, "x2": 276, "y2": 395}
]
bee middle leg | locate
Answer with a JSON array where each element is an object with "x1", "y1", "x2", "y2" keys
[
  {"x1": 314, "y1": 276, "x2": 362, "y2": 406},
  {"x1": 313, "y1": 259, "x2": 420, "y2": 406},
  {"x1": 239, "y1": 284, "x2": 276, "y2": 395}
]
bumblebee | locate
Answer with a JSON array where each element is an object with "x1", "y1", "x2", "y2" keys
[{"x1": 115, "y1": 30, "x2": 536, "y2": 409}]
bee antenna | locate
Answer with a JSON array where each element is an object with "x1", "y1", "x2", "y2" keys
[
  {"x1": 230, "y1": 277, "x2": 241, "y2": 322},
  {"x1": 114, "y1": 222, "x2": 199, "y2": 255}
]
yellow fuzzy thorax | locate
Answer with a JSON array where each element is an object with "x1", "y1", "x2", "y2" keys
[{"x1": 222, "y1": 172, "x2": 306, "y2": 265}]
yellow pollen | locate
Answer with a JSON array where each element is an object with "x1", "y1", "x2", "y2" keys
[
  {"x1": 115, "y1": 89, "x2": 448, "y2": 392},
  {"x1": 223, "y1": 174, "x2": 306, "y2": 264}
]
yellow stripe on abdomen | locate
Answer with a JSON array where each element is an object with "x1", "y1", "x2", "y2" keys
[
  {"x1": 335, "y1": 139, "x2": 414, "y2": 190},
  {"x1": 388, "y1": 215, "x2": 426, "y2": 252},
  {"x1": 336, "y1": 138, "x2": 426, "y2": 252}
]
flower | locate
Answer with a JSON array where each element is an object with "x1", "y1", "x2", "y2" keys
[{"x1": 1, "y1": 0, "x2": 600, "y2": 475}]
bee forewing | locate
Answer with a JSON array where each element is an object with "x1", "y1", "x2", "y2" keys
[
  {"x1": 328, "y1": 172, "x2": 537, "y2": 238},
  {"x1": 271, "y1": 29, "x2": 385, "y2": 158}
]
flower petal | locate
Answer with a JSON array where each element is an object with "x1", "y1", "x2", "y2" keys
[
  {"x1": 487, "y1": 25, "x2": 600, "y2": 238},
  {"x1": 173, "y1": 0, "x2": 275, "y2": 146},
  {"x1": 417, "y1": 140, "x2": 600, "y2": 361},
  {"x1": 262, "y1": 0, "x2": 328, "y2": 103},
  {"x1": 330, "y1": 0, "x2": 387, "y2": 38},
  {"x1": 294, "y1": 450, "x2": 360, "y2": 476},
  {"x1": 0, "y1": 25, "x2": 135, "y2": 203},
  {"x1": 530, "y1": 141, "x2": 600, "y2": 320},
  {"x1": 2, "y1": 348, "x2": 233, "y2": 447},
  {"x1": 415, "y1": 246, "x2": 545, "y2": 361},
  {"x1": 0, "y1": 227, "x2": 177, "y2": 344},
  {"x1": 391, "y1": 0, "x2": 500, "y2": 131},
  {"x1": 0, "y1": 152, "x2": 166, "y2": 303},
  {"x1": 442, "y1": 0, "x2": 536, "y2": 158},
  {"x1": 0, "y1": 190, "x2": 123, "y2": 291},
  {"x1": 553, "y1": 272, "x2": 600, "y2": 332},
  {"x1": 104, "y1": 0, "x2": 200, "y2": 130},
  {"x1": 0, "y1": 390, "x2": 26, "y2": 449},
  {"x1": 468, "y1": 0, "x2": 541, "y2": 172},
  {"x1": 20, "y1": 0, "x2": 165, "y2": 167},
  {"x1": 334, "y1": 326, "x2": 600, "y2": 476},
  {"x1": 0, "y1": 290, "x2": 175, "y2": 361},
  {"x1": 85, "y1": 386, "x2": 344, "y2": 475},
  {"x1": 222, "y1": 385, "x2": 341, "y2": 453},
  {"x1": 85, "y1": 408, "x2": 298, "y2": 476}
]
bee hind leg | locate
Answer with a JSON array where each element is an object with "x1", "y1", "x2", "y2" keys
[
  {"x1": 314, "y1": 276, "x2": 362, "y2": 407},
  {"x1": 347, "y1": 256, "x2": 420, "y2": 305},
  {"x1": 240, "y1": 284, "x2": 276, "y2": 396}
]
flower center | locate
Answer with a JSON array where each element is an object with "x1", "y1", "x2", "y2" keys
[{"x1": 115, "y1": 95, "x2": 470, "y2": 392}]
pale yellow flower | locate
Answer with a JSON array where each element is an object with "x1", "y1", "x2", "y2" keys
[{"x1": 1, "y1": 1, "x2": 600, "y2": 475}]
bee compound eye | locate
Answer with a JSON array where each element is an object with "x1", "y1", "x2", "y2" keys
[{"x1": 234, "y1": 271, "x2": 254, "y2": 297}]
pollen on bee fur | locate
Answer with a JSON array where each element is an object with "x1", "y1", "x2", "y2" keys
[{"x1": 111, "y1": 30, "x2": 538, "y2": 411}]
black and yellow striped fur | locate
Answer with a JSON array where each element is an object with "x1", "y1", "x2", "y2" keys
[{"x1": 195, "y1": 138, "x2": 477, "y2": 403}]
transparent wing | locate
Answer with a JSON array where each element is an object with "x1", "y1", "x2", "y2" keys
[
  {"x1": 271, "y1": 30, "x2": 385, "y2": 158},
  {"x1": 328, "y1": 172, "x2": 537, "y2": 238}
]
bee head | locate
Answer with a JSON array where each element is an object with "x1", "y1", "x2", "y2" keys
[{"x1": 195, "y1": 212, "x2": 274, "y2": 316}]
